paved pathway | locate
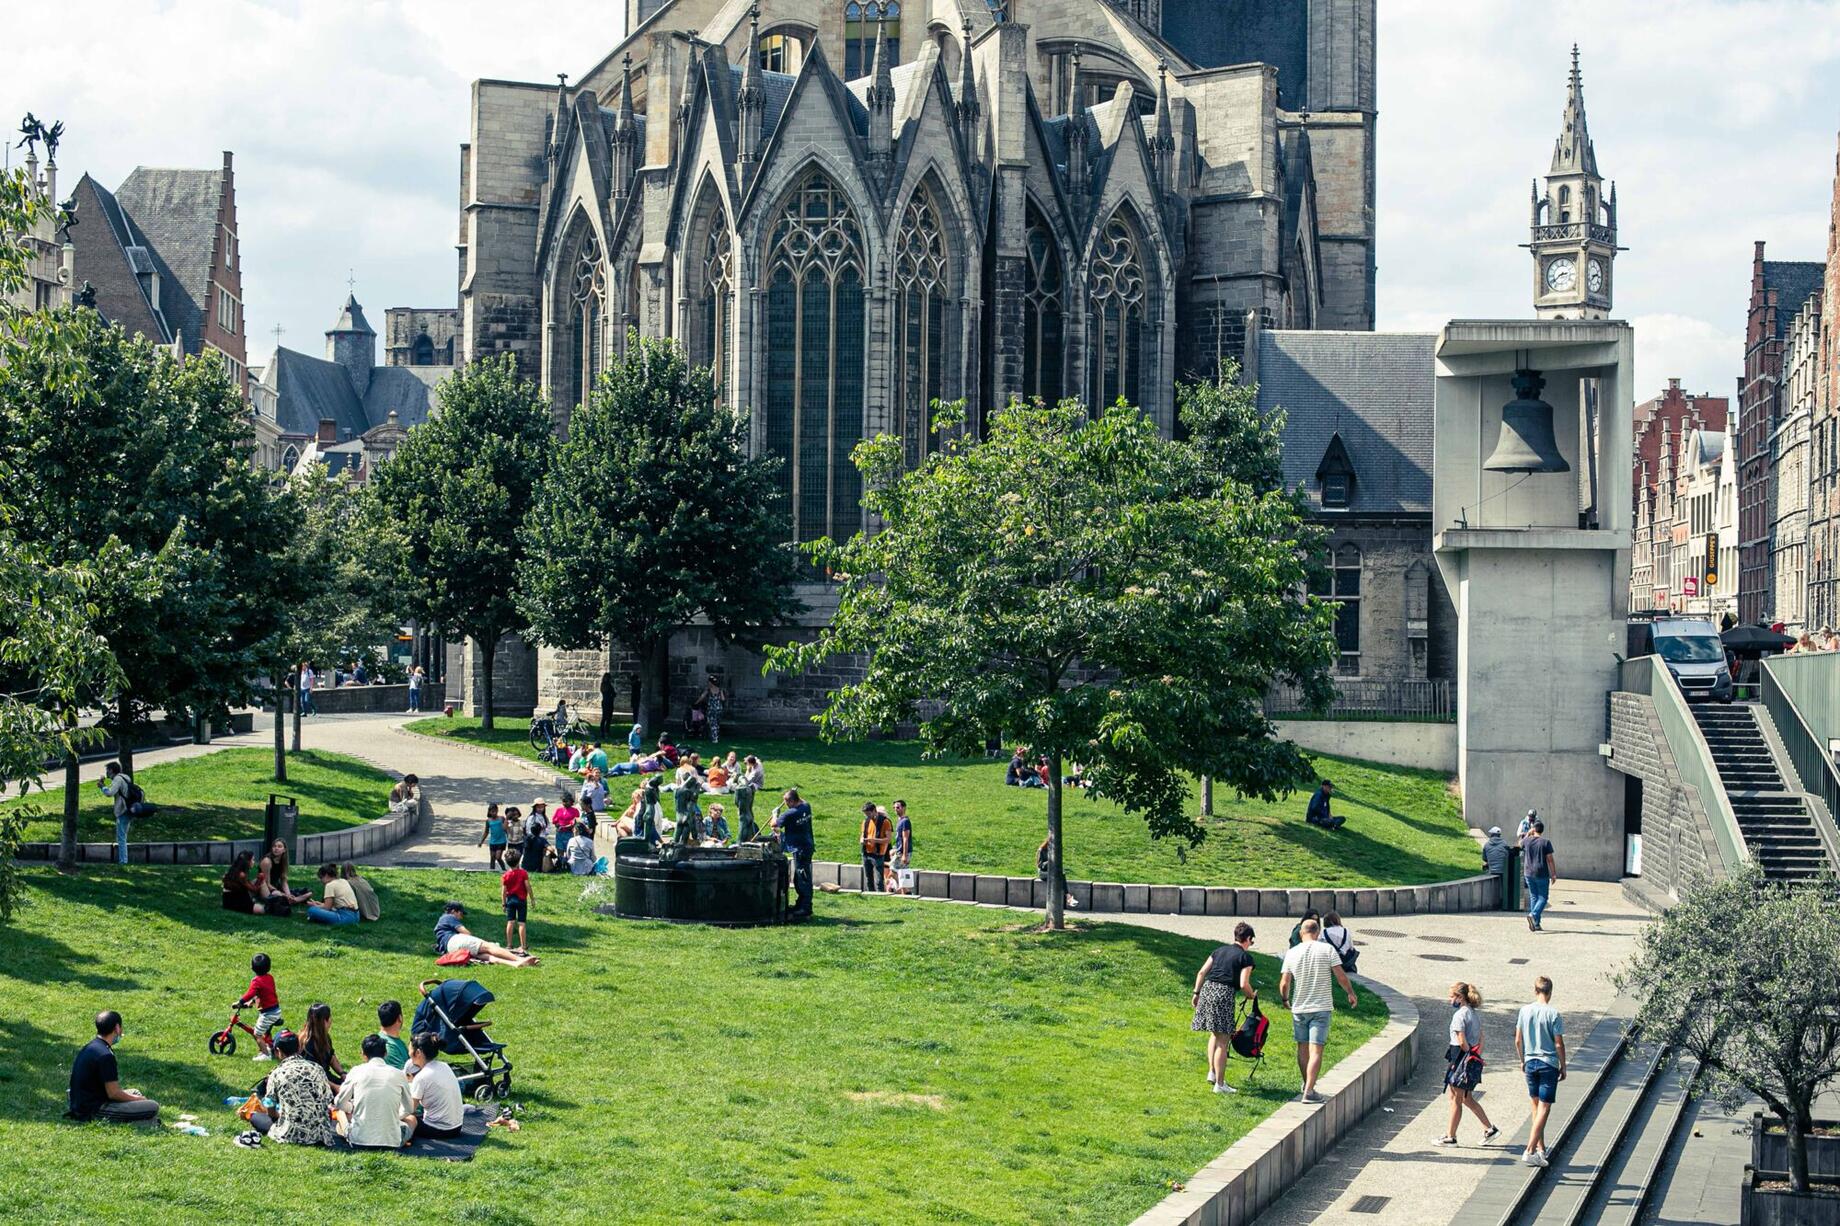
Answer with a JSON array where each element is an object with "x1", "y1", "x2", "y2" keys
[{"x1": 1087, "y1": 880, "x2": 1652, "y2": 1226}]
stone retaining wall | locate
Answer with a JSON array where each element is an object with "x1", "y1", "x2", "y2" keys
[
  {"x1": 1131, "y1": 977, "x2": 1420, "y2": 1225},
  {"x1": 305, "y1": 683, "x2": 446, "y2": 716},
  {"x1": 815, "y1": 860, "x2": 1505, "y2": 917},
  {"x1": 15, "y1": 795, "x2": 430, "y2": 866}
]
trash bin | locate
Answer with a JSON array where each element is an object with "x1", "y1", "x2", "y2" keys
[
  {"x1": 1501, "y1": 846, "x2": 1523, "y2": 911},
  {"x1": 265, "y1": 794, "x2": 298, "y2": 859}
]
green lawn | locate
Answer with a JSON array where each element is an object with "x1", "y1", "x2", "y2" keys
[
  {"x1": 408, "y1": 717, "x2": 1475, "y2": 888},
  {"x1": 2, "y1": 748, "x2": 395, "y2": 843},
  {"x1": 0, "y1": 867, "x2": 1387, "y2": 1225}
]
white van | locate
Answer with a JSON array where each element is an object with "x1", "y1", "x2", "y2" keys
[{"x1": 1630, "y1": 616, "x2": 1732, "y2": 702}]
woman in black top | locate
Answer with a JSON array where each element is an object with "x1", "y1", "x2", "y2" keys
[
  {"x1": 221, "y1": 851, "x2": 267, "y2": 915},
  {"x1": 301, "y1": 1002, "x2": 344, "y2": 1087},
  {"x1": 1191, "y1": 922, "x2": 1259, "y2": 1094}
]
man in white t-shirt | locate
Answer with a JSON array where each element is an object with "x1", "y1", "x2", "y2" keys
[
  {"x1": 407, "y1": 1033, "x2": 465, "y2": 1140},
  {"x1": 1279, "y1": 917, "x2": 1359, "y2": 1104}
]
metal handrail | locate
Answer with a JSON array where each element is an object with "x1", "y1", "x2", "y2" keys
[
  {"x1": 1621, "y1": 656, "x2": 1749, "y2": 875},
  {"x1": 1758, "y1": 661, "x2": 1840, "y2": 874}
]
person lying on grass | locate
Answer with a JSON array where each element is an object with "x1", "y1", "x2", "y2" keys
[{"x1": 433, "y1": 901, "x2": 539, "y2": 967}]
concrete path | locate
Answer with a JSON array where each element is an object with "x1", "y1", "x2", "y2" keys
[{"x1": 1087, "y1": 880, "x2": 1653, "y2": 1226}]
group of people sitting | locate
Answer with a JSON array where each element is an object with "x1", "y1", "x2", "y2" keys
[
  {"x1": 221, "y1": 840, "x2": 381, "y2": 924},
  {"x1": 1788, "y1": 626, "x2": 1840, "y2": 653},
  {"x1": 1003, "y1": 745, "x2": 1089, "y2": 790},
  {"x1": 545, "y1": 740, "x2": 769, "y2": 850}
]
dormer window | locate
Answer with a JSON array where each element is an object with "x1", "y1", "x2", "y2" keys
[{"x1": 1315, "y1": 432, "x2": 1356, "y2": 510}]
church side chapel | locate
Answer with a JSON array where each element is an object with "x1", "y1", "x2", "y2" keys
[{"x1": 450, "y1": 0, "x2": 1379, "y2": 722}]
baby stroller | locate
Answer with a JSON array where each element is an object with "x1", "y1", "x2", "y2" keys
[{"x1": 414, "y1": 978, "x2": 513, "y2": 1102}]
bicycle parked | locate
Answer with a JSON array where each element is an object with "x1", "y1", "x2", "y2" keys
[{"x1": 528, "y1": 700, "x2": 588, "y2": 756}]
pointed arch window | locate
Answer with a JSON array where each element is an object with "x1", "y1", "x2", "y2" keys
[
  {"x1": 699, "y1": 222, "x2": 734, "y2": 398},
  {"x1": 844, "y1": 1, "x2": 900, "y2": 79},
  {"x1": 764, "y1": 171, "x2": 867, "y2": 545},
  {"x1": 412, "y1": 333, "x2": 435, "y2": 365},
  {"x1": 1022, "y1": 200, "x2": 1064, "y2": 406},
  {"x1": 281, "y1": 444, "x2": 300, "y2": 473},
  {"x1": 893, "y1": 186, "x2": 948, "y2": 467},
  {"x1": 559, "y1": 228, "x2": 607, "y2": 415},
  {"x1": 1087, "y1": 209, "x2": 1145, "y2": 412}
]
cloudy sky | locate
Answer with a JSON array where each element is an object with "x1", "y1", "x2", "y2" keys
[{"x1": 6, "y1": 0, "x2": 1839, "y2": 399}]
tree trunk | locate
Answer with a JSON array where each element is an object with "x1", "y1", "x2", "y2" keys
[
  {"x1": 1201, "y1": 775, "x2": 1214, "y2": 817},
  {"x1": 57, "y1": 708, "x2": 79, "y2": 872},
  {"x1": 291, "y1": 668, "x2": 302, "y2": 752},
  {"x1": 1788, "y1": 1101, "x2": 1811, "y2": 1192},
  {"x1": 636, "y1": 636, "x2": 669, "y2": 740},
  {"x1": 1046, "y1": 745, "x2": 1066, "y2": 930},
  {"x1": 115, "y1": 691, "x2": 134, "y2": 781},
  {"x1": 273, "y1": 669, "x2": 289, "y2": 784},
  {"x1": 479, "y1": 634, "x2": 498, "y2": 732}
]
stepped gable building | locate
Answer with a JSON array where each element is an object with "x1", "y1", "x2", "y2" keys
[
  {"x1": 449, "y1": 0, "x2": 1378, "y2": 720},
  {"x1": 248, "y1": 293, "x2": 452, "y2": 478},
  {"x1": 1809, "y1": 129, "x2": 1840, "y2": 634},
  {"x1": 1736, "y1": 244, "x2": 1824, "y2": 626},
  {"x1": 68, "y1": 152, "x2": 247, "y2": 394},
  {"x1": 1627, "y1": 381, "x2": 1728, "y2": 613}
]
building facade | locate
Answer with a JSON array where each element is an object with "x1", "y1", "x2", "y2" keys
[
  {"x1": 69, "y1": 152, "x2": 248, "y2": 395},
  {"x1": 1776, "y1": 288, "x2": 1823, "y2": 631},
  {"x1": 1629, "y1": 384, "x2": 1727, "y2": 613},
  {"x1": 450, "y1": 0, "x2": 1379, "y2": 720},
  {"x1": 2, "y1": 133, "x2": 74, "y2": 313},
  {"x1": 1736, "y1": 243, "x2": 1824, "y2": 625},
  {"x1": 1809, "y1": 130, "x2": 1840, "y2": 633}
]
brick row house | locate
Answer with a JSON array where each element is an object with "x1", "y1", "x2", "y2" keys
[{"x1": 1629, "y1": 380, "x2": 1731, "y2": 616}]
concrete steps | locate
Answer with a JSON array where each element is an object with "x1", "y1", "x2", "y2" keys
[{"x1": 1691, "y1": 704, "x2": 1834, "y2": 882}]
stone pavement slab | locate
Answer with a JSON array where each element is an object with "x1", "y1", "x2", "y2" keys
[{"x1": 1086, "y1": 880, "x2": 1652, "y2": 1226}]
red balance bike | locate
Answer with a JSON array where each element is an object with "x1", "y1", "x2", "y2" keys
[{"x1": 208, "y1": 1002, "x2": 275, "y2": 1058}]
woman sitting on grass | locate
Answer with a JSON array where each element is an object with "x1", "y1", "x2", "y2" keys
[
  {"x1": 302, "y1": 1002, "x2": 346, "y2": 1087},
  {"x1": 221, "y1": 851, "x2": 267, "y2": 915},
  {"x1": 257, "y1": 840, "x2": 312, "y2": 910}
]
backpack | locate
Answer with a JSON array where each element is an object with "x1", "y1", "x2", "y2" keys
[
  {"x1": 1230, "y1": 998, "x2": 1270, "y2": 1061},
  {"x1": 1326, "y1": 927, "x2": 1360, "y2": 974}
]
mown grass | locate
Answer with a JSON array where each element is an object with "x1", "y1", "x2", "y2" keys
[
  {"x1": 407, "y1": 717, "x2": 1476, "y2": 888},
  {"x1": 0, "y1": 866, "x2": 1386, "y2": 1225},
  {"x1": 2, "y1": 748, "x2": 395, "y2": 843}
]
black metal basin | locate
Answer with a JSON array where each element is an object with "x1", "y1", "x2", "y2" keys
[{"x1": 604, "y1": 838, "x2": 789, "y2": 926}]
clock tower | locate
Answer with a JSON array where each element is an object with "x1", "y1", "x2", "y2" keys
[{"x1": 1528, "y1": 46, "x2": 1619, "y2": 319}]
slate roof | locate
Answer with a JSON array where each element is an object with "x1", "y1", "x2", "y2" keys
[
  {"x1": 113, "y1": 167, "x2": 224, "y2": 355},
  {"x1": 1256, "y1": 331, "x2": 1436, "y2": 517},
  {"x1": 727, "y1": 65, "x2": 797, "y2": 146},
  {"x1": 330, "y1": 292, "x2": 374, "y2": 335},
  {"x1": 262, "y1": 345, "x2": 443, "y2": 441},
  {"x1": 1763, "y1": 261, "x2": 1825, "y2": 338}
]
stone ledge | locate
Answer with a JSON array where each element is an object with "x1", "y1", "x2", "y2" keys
[
  {"x1": 16, "y1": 794, "x2": 430, "y2": 867},
  {"x1": 1130, "y1": 976, "x2": 1420, "y2": 1226}
]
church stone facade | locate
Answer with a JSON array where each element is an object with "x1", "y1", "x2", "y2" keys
[{"x1": 451, "y1": 0, "x2": 1377, "y2": 723}]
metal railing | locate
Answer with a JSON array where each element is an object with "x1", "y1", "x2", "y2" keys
[
  {"x1": 1265, "y1": 677, "x2": 1455, "y2": 722},
  {"x1": 1758, "y1": 658, "x2": 1840, "y2": 873},
  {"x1": 1531, "y1": 222, "x2": 1617, "y2": 244},
  {"x1": 1619, "y1": 656, "x2": 1748, "y2": 876}
]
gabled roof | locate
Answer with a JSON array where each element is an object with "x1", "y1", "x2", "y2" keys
[
  {"x1": 1763, "y1": 261, "x2": 1825, "y2": 338},
  {"x1": 262, "y1": 347, "x2": 442, "y2": 441},
  {"x1": 68, "y1": 173, "x2": 172, "y2": 345},
  {"x1": 1256, "y1": 331, "x2": 1436, "y2": 517},
  {"x1": 113, "y1": 166, "x2": 223, "y2": 355}
]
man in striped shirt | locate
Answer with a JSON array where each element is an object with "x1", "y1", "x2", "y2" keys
[{"x1": 1279, "y1": 917, "x2": 1359, "y2": 1104}]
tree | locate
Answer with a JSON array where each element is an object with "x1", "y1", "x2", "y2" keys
[
  {"x1": 367, "y1": 355, "x2": 551, "y2": 731},
  {"x1": 518, "y1": 335, "x2": 802, "y2": 735},
  {"x1": 767, "y1": 395, "x2": 1336, "y2": 929},
  {"x1": 1616, "y1": 865, "x2": 1840, "y2": 1192},
  {"x1": 1179, "y1": 358, "x2": 1287, "y2": 497},
  {"x1": 0, "y1": 307, "x2": 298, "y2": 778}
]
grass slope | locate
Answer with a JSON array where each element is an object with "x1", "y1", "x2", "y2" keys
[
  {"x1": 2, "y1": 748, "x2": 395, "y2": 843},
  {"x1": 409, "y1": 717, "x2": 1474, "y2": 888},
  {"x1": 0, "y1": 867, "x2": 1385, "y2": 1225}
]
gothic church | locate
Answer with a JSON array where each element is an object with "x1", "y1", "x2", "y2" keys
[{"x1": 453, "y1": 0, "x2": 1377, "y2": 722}]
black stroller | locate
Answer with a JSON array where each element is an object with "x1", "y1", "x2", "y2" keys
[{"x1": 414, "y1": 978, "x2": 513, "y2": 1102}]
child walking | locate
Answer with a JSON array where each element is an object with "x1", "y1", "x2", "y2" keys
[
  {"x1": 502, "y1": 849, "x2": 530, "y2": 955},
  {"x1": 236, "y1": 952, "x2": 284, "y2": 1062},
  {"x1": 479, "y1": 802, "x2": 508, "y2": 869}
]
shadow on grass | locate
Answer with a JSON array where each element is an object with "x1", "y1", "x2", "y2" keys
[
  {"x1": 1261, "y1": 819, "x2": 1473, "y2": 886},
  {"x1": 1331, "y1": 783, "x2": 1466, "y2": 840},
  {"x1": 0, "y1": 924, "x2": 145, "y2": 992},
  {"x1": 0, "y1": 1015, "x2": 235, "y2": 1122}
]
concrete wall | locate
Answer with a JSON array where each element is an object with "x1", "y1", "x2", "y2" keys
[
  {"x1": 1274, "y1": 719, "x2": 1456, "y2": 773},
  {"x1": 17, "y1": 795, "x2": 429, "y2": 866},
  {"x1": 307, "y1": 683, "x2": 445, "y2": 715},
  {"x1": 1605, "y1": 691, "x2": 1722, "y2": 901}
]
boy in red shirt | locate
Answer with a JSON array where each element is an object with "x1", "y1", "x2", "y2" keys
[
  {"x1": 501, "y1": 849, "x2": 531, "y2": 954},
  {"x1": 236, "y1": 952, "x2": 283, "y2": 1062}
]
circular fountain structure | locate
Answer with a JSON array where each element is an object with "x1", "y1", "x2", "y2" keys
[{"x1": 604, "y1": 838, "x2": 790, "y2": 926}]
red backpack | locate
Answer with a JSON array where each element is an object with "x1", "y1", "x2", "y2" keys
[{"x1": 1231, "y1": 998, "x2": 1270, "y2": 1063}]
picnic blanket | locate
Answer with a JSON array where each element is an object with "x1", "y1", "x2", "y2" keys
[{"x1": 330, "y1": 1105, "x2": 493, "y2": 1161}]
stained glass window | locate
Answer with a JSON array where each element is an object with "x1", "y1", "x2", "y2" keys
[
  {"x1": 1022, "y1": 200, "x2": 1064, "y2": 405},
  {"x1": 893, "y1": 186, "x2": 947, "y2": 467},
  {"x1": 1087, "y1": 210, "x2": 1144, "y2": 412},
  {"x1": 557, "y1": 227, "x2": 606, "y2": 415},
  {"x1": 699, "y1": 222, "x2": 733, "y2": 398}
]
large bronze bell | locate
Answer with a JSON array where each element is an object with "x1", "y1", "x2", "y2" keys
[{"x1": 1483, "y1": 368, "x2": 1571, "y2": 474}]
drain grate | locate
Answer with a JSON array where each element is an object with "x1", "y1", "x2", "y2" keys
[
  {"x1": 1362, "y1": 928, "x2": 1407, "y2": 938},
  {"x1": 1508, "y1": 957, "x2": 1530, "y2": 965},
  {"x1": 1417, "y1": 934, "x2": 1465, "y2": 944},
  {"x1": 1350, "y1": 1195, "x2": 1391, "y2": 1213},
  {"x1": 1418, "y1": 953, "x2": 1463, "y2": 962}
]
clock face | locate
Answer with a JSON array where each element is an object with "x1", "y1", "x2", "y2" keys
[
  {"x1": 1587, "y1": 258, "x2": 1605, "y2": 293},
  {"x1": 1545, "y1": 257, "x2": 1577, "y2": 293}
]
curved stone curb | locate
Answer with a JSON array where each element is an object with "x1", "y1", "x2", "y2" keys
[
  {"x1": 395, "y1": 728, "x2": 1505, "y2": 913},
  {"x1": 15, "y1": 794, "x2": 432, "y2": 867},
  {"x1": 1130, "y1": 975, "x2": 1421, "y2": 1226}
]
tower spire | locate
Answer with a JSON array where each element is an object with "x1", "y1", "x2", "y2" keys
[
  {"x1": 1152, "y1": 58, "x2": 1175, "y2": 195},
  {"x1": 956, "y1": 20, "x2": 981, "y2": 136},
  {"x1": 866, "y1": 4, "x2": 896, "y2": 171},
  {"x1": 1551, "y1": 43, "x2": 1597, "y2": 176},
  {"x1": 738, "y1": 7, "x2": 766, "y2": 179},
  {"x1": 611, "y1": 53, "x2": 638, "y2": 197}
]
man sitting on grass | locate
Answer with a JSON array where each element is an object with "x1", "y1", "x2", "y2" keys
[
  {"x1": 433, "y1": 901, "x2": 539, "y2": 967},
  {"x1": 67, "y1": 1010, "x2": 159, "y2": 1125},
  {"x1": 1305, "y1": 779, "x2": 1344, "y2": 830},
  {"x1": 335, "y1": 1034, "x2": 415, "y2": 1149}
]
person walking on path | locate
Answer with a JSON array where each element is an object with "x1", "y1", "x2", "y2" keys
[
  {"x1": 1521, "y1": 820, "x2": 1557, "y2": 931},
  {"x1": 1436, "y1": 982, "x2": 1499, "y2": 1146},
  {"x1": 702, "y1": 675, "x2": 727, "y2": 745},
  {"x1": 859, "y1": 802, "x2": 892, "y2": 893},
  {"x1": 67, "y1": 1010, "x2": 160, "y2": 1124},
  {"x1": 1191, "y1": 921, "x2": 1259, "y2": 1094},
  {"x1": 406, "y1": 665, "x2": 425, "y2": 713},
  {"x1": 1279, "y1": 917, "x2": 1358, "y2": 1104},
  {"x1": 890, "y1": 799, "x2": 914, "y2": 892},
  {"x1": 298, "y1": 663, "x2": 317, "y2": 716},
  {"x1": 98, "y1": 762, "x2": 136, "y2": 865},
  {"x1": 1514, "y1": 975, "x2": 1567, "y2": 1167},
  {"x1": 479, "y1": 803, "x2": 508, "y2": 870}
]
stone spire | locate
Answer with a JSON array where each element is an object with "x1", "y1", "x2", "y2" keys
[
  {"x1": 677, "y1": 36, "x2": 701, "y2": 134},
  {"x1": 866, "y1": 5, "x2": 897, "y2": 167},
  {"x1": 610, "y1": 53, "x2": 639, "y2": 198},
  {"x1": 1065, "y1": 46, "x2": 1089, "y2": 214},
  {"x1": 737, "y1": 7, "x2": 765, "y2": 177},
  {"x1": 1550, "y1": 44, "x2": 1597, "y2": 176},
  {"x1": 1151, "y1": 58, "x2": 1175, "y2": 195},
  {"x1": 955, "y1": 21, "x2": 981, "y2": 149},
  {"x1": 548, "y1": 72, "x2": 570, "y2": 164}
]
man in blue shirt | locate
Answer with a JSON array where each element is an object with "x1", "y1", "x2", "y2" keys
[
  {"x1": 1521, "y1": 820, "x2": 1557, "y2": 931},
  {"x1": 771, "y1": 788, "x2": 815, "y2": 920},
  {"x1": 1514, "y1": 976, "x2": 1567, "y2": 1167},
  {"x1": 1306, "y1": 779, "x2": 1343, "y2": 830}
]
